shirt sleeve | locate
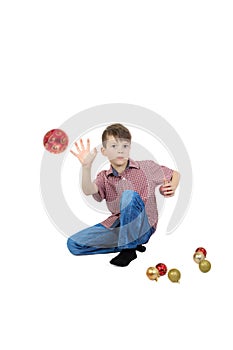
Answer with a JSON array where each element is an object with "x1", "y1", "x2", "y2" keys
[
  {"x1": 153, "y1": 162, "x2": 174, "y2": 186},
  {"x1": 160, "y1": 165, "x2": 174, "y2": 183},
  {"x1": 92, "y1": 171, "x2": 106, "y2": 202}
]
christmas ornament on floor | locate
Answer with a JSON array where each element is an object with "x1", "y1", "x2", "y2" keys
[
  {"x1": 156, "y1": 263, "x2": 167, "y2": 276},
  {"x1": 146, "y1": 267, "x2": 160, "y2": 281},
  {"x1": 193, "y1": 247, "x2": 211, "y2": 273},
  {"x1": 199, "y1": 259, "x2": 211, "y2": 272},
  {"x1": 146, "y1": 263, "x2": 167, "y2": 282},
  {"x1": 167, "y1": 268, "x2": 181, "y2": 283},
  {"x1": 146, "y1": 246, "x2": 211, "y2": 285}
]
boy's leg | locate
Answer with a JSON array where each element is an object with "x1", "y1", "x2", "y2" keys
[
  {"x1": 67, "y1": 223, "x2": 119, "y2": 256},
  {"x1": 118, "y1": 190, "x2": 154, "y2": 248},
  {"x1": 110, "y1": 190, "x2": 155, "y2": 267}
]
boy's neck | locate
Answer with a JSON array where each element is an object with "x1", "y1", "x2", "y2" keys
[{"x1": 111, "y1": 160, "x2": 129, "y2": 174}]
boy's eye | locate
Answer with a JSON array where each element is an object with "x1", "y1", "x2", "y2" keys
[
  {"x1": 111, "y1": 145, "x2": 116, "y2": 148},
  {"x1": 123, "y1": 145, "x2": 129, "y2": 148}
]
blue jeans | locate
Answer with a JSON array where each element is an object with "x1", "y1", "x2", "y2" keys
[{"x1": 67, "y1": 190, "x2": 155, "y2": 255}]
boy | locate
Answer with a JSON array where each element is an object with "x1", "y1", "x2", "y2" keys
[{"x1": 67, "y1": 123, "x2": 180, "y2": 266}]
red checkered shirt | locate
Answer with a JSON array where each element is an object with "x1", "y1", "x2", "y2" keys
[{"x1": 92, "y1": 159, "x2": 173, "y2": 229}]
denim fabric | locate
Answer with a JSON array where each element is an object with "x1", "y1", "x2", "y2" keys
[{"x1": 67, "y1": 190, "x2": 155, "y2": 255}]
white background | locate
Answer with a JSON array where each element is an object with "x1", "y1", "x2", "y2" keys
[{"x1": 1, "y1": 1, "x2": 232, "y2": 349}]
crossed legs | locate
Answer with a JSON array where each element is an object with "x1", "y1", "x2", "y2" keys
[{"x1": 67, "y1": 190, "x2": 155, "y2": 266}]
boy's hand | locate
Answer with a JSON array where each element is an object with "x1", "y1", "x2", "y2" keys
[
  {"x1": 70, "y1": 138, "x2": 97, "y2": 167},
  {"x1": 159, "y1": 179, "x2": 175, "y2": 197}
]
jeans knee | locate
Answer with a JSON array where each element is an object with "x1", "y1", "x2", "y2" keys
[
  {"x1": 120, "y1": 190, "x2": 135, "y2": 207},
  {"x1": 67, "y1": 237, "x2": 77, "y2": 255},
  {"x1": 120, "y1": 190, "x2": 143, "y2": 210},
  {"x1": 121, "y1": 190, "x2": 138, "y2": 201}
]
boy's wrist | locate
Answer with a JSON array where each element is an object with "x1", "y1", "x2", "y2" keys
[
  {"x1": 82, "y1": 164, "x2": 92, "y2": 169},
  {"x1": 170, "y1": 171, "x2": 180, "y2": 189}
]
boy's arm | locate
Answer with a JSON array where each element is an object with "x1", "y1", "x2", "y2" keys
[
  {"x1": 70, "y1": 138, "x2": 98, "y2": 196},
  {"x1": 170, "y1": 170, "x2": 180, "y2": 190},
  {"x1": 160, "y1": 170, "x2": 180, "y2": 197},
  {"x1": 82, "y1": 166, "x2": 98, "y2": 195}
]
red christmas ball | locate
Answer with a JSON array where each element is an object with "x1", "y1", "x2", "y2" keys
[
  {"x1": 155, "y1": 263, "x2": 167, "y2": 276},
  {"x1": 43, "y1": 129, "x2": 69, "y2": 154},
  {"x1": 195, "y1": 247, "x2": 207, "y2": 257}
]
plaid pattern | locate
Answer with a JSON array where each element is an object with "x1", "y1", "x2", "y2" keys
[{"x1": 93, "y1": 159, "x2": 173, "y2": 229}]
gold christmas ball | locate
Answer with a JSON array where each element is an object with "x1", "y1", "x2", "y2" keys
[
  {"x1": 193, "y1": 251, "x2": 205, "y2": 264},
  {"x1": 146, "y1": 267, "x2": 160, "y2": 281},
  {"x1": 199, "y1": 259, "x2": 211, "y2": 273},
  {"x1": 168, "y1": 268, "x2": 181, "y2": 283}
]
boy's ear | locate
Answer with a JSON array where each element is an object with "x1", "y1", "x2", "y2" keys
[{"x1": 101, "y1": 146, "x2": 107, "y2": 156}]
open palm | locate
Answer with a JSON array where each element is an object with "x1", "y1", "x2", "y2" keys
[{"x1": 70, "y1": 138, "x2": 97, "y2": 167}]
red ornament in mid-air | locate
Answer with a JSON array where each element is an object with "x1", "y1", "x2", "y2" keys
[{"x1": 43, "y1": 129, "x2": 69, "y2": 154}]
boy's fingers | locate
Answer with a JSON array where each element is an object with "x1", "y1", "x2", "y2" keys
[
  {"x1": 70, "y1": 150, "x2": 77, "y2": 156},
  {"x1": 80, "y1": 138, "x2": 85, "y2": 150},
  {"x1": 164, "y1": 188, "x2": 175, "y2": 196},
  {"x1": 74, "y1": 142, "x2": 80, "y2": 152},
  {"x1": 87, "y1": 138, "x2": 90, "y2": 151},
  {"x1": 162, "y1": 183, "x2": 171, "y2": 188}
]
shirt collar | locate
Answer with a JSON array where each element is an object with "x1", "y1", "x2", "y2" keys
[{"x1": 106, "y1": 159, "x2": 140, "y2": 177}]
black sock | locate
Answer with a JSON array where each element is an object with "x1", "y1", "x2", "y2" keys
[
  {"x1": 136, "y1": 244, "x2": 146, "y2": 252},
  {"x1": 110, "y1": 249, "x2": 137, "y2": 267}
]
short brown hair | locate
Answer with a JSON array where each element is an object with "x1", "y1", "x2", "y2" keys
[{"x1": 102, "y1": 123, "x2": 131, "y2": 146}]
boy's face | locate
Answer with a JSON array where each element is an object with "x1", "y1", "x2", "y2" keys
[{"x1": 101, "y1": 136, "x2": 131, "y2": 168}]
